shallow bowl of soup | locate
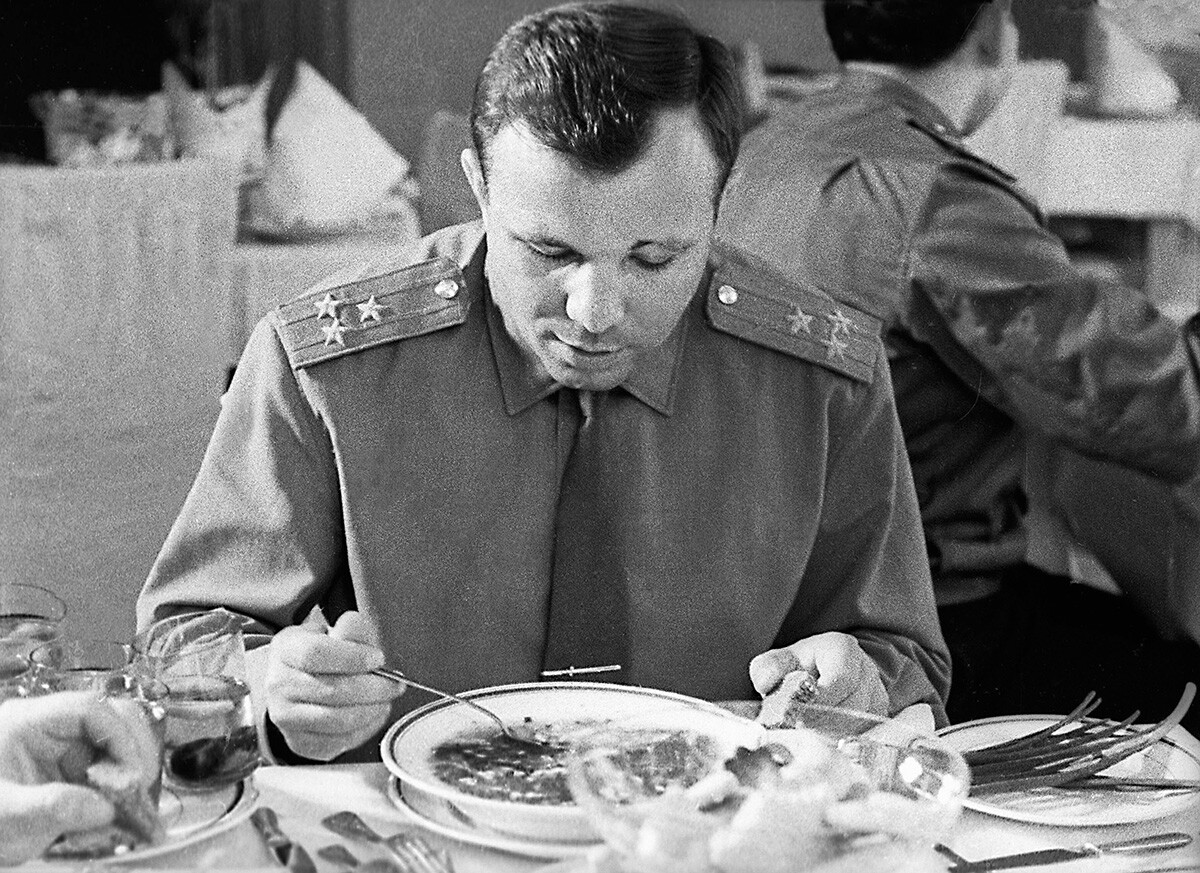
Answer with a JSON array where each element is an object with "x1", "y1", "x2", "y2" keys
[{"x1": 380, "y1": 682, "x2": 765, "y2": 844}]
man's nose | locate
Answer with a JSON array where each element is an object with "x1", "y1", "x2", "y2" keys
[{"x1": 564, "y1": 264, "x2": 625, "y2": 335}]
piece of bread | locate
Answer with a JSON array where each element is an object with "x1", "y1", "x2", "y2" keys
[{"x1": 757, "y1": 669, "x2": 820, "y2": 729}]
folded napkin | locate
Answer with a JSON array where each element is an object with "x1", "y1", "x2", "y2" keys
[{"x1": 246, "y1": 60, "x2": 414, "y2": 239}]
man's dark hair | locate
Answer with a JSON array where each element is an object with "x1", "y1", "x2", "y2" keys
[
  {"x1": 824, "y1": 0, "x2": 990, "y2": 69},
  {"x1": 471, "y1": 2, "x2": 744, "y2": 186}
]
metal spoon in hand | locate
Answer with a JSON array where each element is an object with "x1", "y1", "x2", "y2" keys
[{"x1": 370, "y1": 667, "x2": 554, "y2": 750}]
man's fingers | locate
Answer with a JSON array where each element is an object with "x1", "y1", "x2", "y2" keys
[
  {"x1": 273, "y1": 624, "x2": 385, "y2": 675},
  {"x1": 328, "y1": 610, "x2": 381, "y2": 649},
  {"x1": 91, "y1": 697, "x2": 162, "y2": 786},
  {"x1": 269, "y1": 669, "x2": 400, "y2": 708},
  {"x1": 749, "y1": 649, "x2": 800, "y2": 696},
  {"x1": 0, "y1": 783, "x2": 115, "y2": 863}
]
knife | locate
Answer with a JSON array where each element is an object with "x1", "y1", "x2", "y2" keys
[
  {"x1": 250, "y1": 806, "x2": 318, "y2": 873},
  {"x1": 949, "y1": 832, "x2": 1193, "y2": 872}
]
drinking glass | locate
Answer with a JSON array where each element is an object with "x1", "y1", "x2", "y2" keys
[
  {"x1": 133, "y1": 610, "x2": 259, "y2": 792},
  {"x1": 0, "y1": 584, "x2": 66, "y2": 699},
  {"x1": 28, "y1": 637, "x2": 168, "y2": 799}
]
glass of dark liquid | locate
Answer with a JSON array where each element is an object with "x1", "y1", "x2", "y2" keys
[
  {"x1": 133, "y1": 610, "x2": 260, "y2": 792},
  {"x1": 0, "y1": 583, "x2": 66, "y2": 700}
]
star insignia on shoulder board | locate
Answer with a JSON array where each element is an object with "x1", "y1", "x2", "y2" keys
[
  {"x1": 321, "y1": 317, "x2": 347, "y2": 347},
  {"x1": 787, "y1": 305, "x2": 814, "y2": 335},
  {"x1": 356, "y1": 295, "x2": 388, "y2": 324},
  {"x1": 314, "y1": 292, "x2": 341, "y2": 320},
  {"x1": 827, "y1": 308, "x2": 854, "y2": 336},
  {"x1": 825, "y1": 333, "x2": 849, "y2": 362}
]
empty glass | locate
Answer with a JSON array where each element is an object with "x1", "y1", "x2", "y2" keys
[
  {"x1": 0, "y1": 583, "x2": 66, "y2": 700},
  {"x1": 28, "y1": 637, "x2": 168, "y2": 799}
]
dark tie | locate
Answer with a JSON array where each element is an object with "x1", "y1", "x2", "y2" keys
[{"x1": 541, "y1": 388, "x2": 629, "y2": 681}]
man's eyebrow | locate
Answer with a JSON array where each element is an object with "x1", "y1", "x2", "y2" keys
[{"x1": 633, "y1": 238, "x2": 694, "y2": 251}]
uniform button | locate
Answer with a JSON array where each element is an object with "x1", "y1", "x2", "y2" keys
[
  {"x1": 717, "y1": 284, "x2": 739, "y2": 305},
  {"x1": 433, "y1": 278, "x2": 459, "y2": 299}
]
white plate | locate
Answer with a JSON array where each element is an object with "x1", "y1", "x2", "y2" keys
[
  {"x1": 380, "y1": 682, "x2": 764, "y2": 844},
  {"x1": 938, "y1": 715, "x2": 1200, "y2": 826},
  {"x1": 386, "y1": 776, "x2": 594, "y2": 861},
  {"x1": 28, "y1": 778, "x2": 258, "y2": 866}
]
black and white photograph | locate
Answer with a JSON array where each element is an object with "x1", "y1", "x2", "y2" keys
[{"x1": 1, "y1": 1, "x2": 1198, "y2": 870}]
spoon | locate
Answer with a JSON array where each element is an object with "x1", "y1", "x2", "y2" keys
[{"x1": 370, "y1": 666, "x2": 553, "y2": 750}]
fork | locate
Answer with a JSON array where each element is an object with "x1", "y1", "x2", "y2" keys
[
  {"x1": 322, "y1": 811, "x2": 454, "y2": 873},
  {"x1": 965, "y1": 682, "x2": 1196, "y2": 795}
]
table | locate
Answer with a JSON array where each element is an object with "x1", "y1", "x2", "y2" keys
[{"x1": 120, "y1": 763, "x2": 1200, "y2": 872}]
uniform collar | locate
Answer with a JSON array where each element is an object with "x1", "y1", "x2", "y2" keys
[
  {"x1": 838, "y1": 66, "x2": 964, "y2": 140},
  {"x1": 481, "y1": 263, "x2": 688, "y2": 418}
]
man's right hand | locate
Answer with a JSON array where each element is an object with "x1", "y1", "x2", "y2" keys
[{"x1": 263, "y1": 610, "x2": 404, "y2": 761}]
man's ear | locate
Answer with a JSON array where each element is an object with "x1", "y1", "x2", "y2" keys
[{"x1": 460, "y1": 147, "x2": 488, "y2": 215}]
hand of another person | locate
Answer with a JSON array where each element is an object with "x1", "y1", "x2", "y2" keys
[
  {"x1": 749, "y1": 631, "x2": 890, "y2": 716},
  {"x1": 264, "y1": 610, "x2": 404, "y2": 761},
  {"x1": 0, "y1": 691, "x2": 159, "y2": 865}
]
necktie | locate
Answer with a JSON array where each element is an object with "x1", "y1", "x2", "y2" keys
[{"x1": 541, "y1": 388, "x2": 629, "y2": 681}]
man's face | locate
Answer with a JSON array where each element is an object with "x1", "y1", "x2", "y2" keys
[{"x1": 463, "y1": 109, "x2": 723, "y2": 391}]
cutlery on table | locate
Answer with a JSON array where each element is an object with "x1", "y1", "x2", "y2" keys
[
  {"x1": 965, "y1": 683, "x2": 1196, "y2": 795},
  {"x1": 370, "y1": 666, "x2": 553, "y2": 751},
  {"x1": 323, "y1": 810, "x2": 455, "y2": 873},
  {"x1": 318, "y1": 843, "x2": 409, "y2": 873},
  {"x1": 938, "y1": 832, "x2": 1193, "y2": 872},
  {"x1": 250, "y1": 806, "x2": 318, "y2": 873}
]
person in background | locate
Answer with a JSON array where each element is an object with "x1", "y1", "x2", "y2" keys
[
  {"x1": 0, "y1": 691, "x2": 160, "y2": 864},
  {"x1": 137, "y1": 1, "x2": 949, "y2": 765},
  {"x1": 717, "y1": 0, "x2": 1200, "y2": 731}
]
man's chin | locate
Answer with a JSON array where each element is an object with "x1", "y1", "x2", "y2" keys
[{"x1": 545, "y1": 358, "x2": 630, "y2": 392}]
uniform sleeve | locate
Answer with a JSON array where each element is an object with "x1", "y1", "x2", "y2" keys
[
  {"x1": 783, "y1": 352, "x2": 952, "y2": 723},
  {"x1": 135, "y1": 316, "x2": 347, "y2": 646},
  {"x1": 909, "y1": 163, "x2": 1200, "y2": 482}
]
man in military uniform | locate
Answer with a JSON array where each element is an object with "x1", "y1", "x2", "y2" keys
[
  {"x1": 137, "y1": 2, "x2": 949, "y2": 764},
  {"x1": 718, "y1": 0, "x2": 1200, "y2": 730}
]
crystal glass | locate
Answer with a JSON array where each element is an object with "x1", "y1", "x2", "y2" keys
[
  {"x1": 0, "y1": 583, "x2": 66, "y2": 699},
  {"x1": 28, "y1": 637, "x2": 168, "y2": 800},
  {"x1": 133, "y1": 611, "x2": 259, "y2": 791},
  {"x1": 567, "y1": 704, "x2": 970, "y2": 873},
  {"x1": 160, "y1": 673, "x2": 259, "y2": 792},
  {"x1": 132, "y1": 609, "x2": 248, "y2": 682}
]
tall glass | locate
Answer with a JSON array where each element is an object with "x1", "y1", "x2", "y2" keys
[
  {"x1": 29, "y1": 638, "x2": 168, "y2": 799},
  {"x1": 0, "y1": 584, "x2": 66, "y2": 700}
]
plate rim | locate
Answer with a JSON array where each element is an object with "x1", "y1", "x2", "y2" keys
[
  {"x1": 28, "y1": 777, "x2": 259, "y2": 867},
  {"x1": 937, "y1": 714, "x2": 1200, "y2": 827},
  {"x1": 384, "y1": 775, "x2": 595, "y2": 861},
  {"x1": 380, "y1": 681, "x2": 762, "y2": 817}
]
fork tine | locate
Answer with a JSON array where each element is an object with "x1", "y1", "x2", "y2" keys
[
  {"x1": 968, "y1": 682, "x2": 1196, "y2": 795},
  {"x1": 970, "y1": 711, "x2": 1145, "y2": 777},
  {"x1": 964, "y1": 692, "x2": 1101, "y2": 764},
  {"x1": 385, "y1": 833, "x2": 453, "y2": 873}
]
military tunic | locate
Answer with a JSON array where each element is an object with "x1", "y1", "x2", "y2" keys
[
  {"x1": 718, "y1": 72, "x2": 1200, "y2": 590},
  {"x1": 137, "y1": 221, "x2": 950, "y2": 761}
]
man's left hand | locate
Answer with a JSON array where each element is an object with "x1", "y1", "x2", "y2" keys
[{"x1": 749, "y1": 631, "x2": 889, "y2": 716}]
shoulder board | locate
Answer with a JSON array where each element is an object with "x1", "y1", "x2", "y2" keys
[
  {"x1": 907, "y1": 117, "x2": 1018, "y2": 184},
  {"x1": 273, "y1": 256, "x2": 469, "y2": 369},
  {"x1": 706, "y1": 243, "x2": 880, "y2": 383}
]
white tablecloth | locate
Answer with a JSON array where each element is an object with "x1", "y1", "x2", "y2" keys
[{"x1": 93, "y1": 760, "x2": 1200, "y2": 872}]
